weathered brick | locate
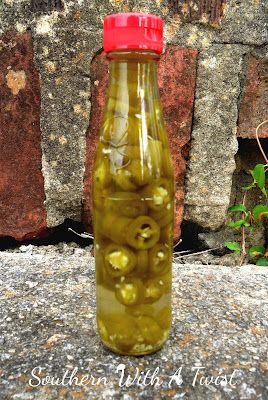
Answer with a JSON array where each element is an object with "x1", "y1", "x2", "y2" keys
[
  {"x1": 169, "y1": 0, "x2": 227, "y2": 26},
  {"x1": 0, "y1": 32, "x2": 47, "y2": 240},
  {"x1": 83, "y1": 46, "x2": 197, "y2": 241},
  {"x1": 237, "y1": 56, "x2": 268, "y2": 139},
  {"x1": 158, "y1": 46, "x2": 198, "y2": 240}
]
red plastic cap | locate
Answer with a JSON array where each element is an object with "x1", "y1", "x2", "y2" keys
[{"x1": 103, "y1": 13, "x2": 163, "y2": 54}]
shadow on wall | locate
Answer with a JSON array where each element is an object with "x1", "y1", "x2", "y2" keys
[{"x1": 0, "y1": 219, "x2": 92, "y2": 251}]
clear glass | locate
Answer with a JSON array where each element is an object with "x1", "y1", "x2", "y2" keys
[{"x1": 92, "y1": 50, "x2": 174, "y2": 356}]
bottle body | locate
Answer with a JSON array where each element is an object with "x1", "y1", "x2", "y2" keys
[{"x1": 92, "y1": 51, "x2": 174, "y2": 355}]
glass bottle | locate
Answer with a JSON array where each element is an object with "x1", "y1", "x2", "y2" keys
[{"x1": 92, "y1": 13, "x2": 174, "y2": 356}]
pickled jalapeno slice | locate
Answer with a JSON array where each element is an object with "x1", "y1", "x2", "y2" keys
[
  {"x1": 149, "y1": 205, "x2": 173, "y2": 228},
  {"x1": 158, "y1": 271, "x2": 172, "y2": 293},
  {"x1": 141, "y1": 178, "x2": 171, "y2": 211},
  {"x1": 115, "y1": 277, "x2": 144, "y2": 306},
  {"x1": 97, "y1": 316, "x2": 110, "y2": 342},
  {"x1": 96, "y1": 252, "x2": 118, "y2": 291},
  {"x1": 127, "y1": 304, "x2": 154, "y2": 317},
  {"x1": 93, "y1": 188, "x2": 114, "y2": 210},
  {"x1": 102, "y1": 214, "x2": 132, "y2": 244},
  {"x1": 144, "y1": 278, "x2": 163, "y2": 303},
  {"x1": 104, "y1": 244, "x2": 136, "y2": 277},
  {"x1": 149, "y1": 244, "x2": 171, "y2": 275},
  {"x1": 124, "y1": 145, "x2": 141, "y2": 160},
  {"x1": 135, "y1": 250, "x2": 148, "y2": 275},
  {"x1": 126, "y1": 216, "x2": 160, "y2": 250},
  {"x1": 148, "y1": 138, "x2": 163, "y2": 177},
  {"x1": 98, "y1": 313, "x2": 140, "y2": 352},
  {"x1": 160, "y1": 224, "x2": 173, "y2": 243},
  {"x1": 93, "y1": 158, "x2": 112, "y2": 188},
  {"x1": 112, "y1": 168, "x2": 137, "y2": 191},
  {"x1": 156, "y1": 307, "x2": 172, "y2": 330},
  {"x1": 104, "y1": 192, "x2": 147, "y2": 218},
  {"x1": 127, "y1": 160, "x2": 150, "y2": 187},
  {"x1": 162, "y1": 148, "x2": 174, "y2": 178},
  {"x1": 136, "y1": 315, "x2": 163, "y2": 345},
  {"x1": 112, "y1": 160, "x2": 150, "y2": 190}
]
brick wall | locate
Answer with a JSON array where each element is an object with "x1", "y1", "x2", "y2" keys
[{"x1": 0, "y1": 0, "x2": 267, "y2": 241}]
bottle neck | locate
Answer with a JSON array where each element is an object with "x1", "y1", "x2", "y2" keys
[{"x1": 106, "y1": 51, "x2": 161, "y2": 114}]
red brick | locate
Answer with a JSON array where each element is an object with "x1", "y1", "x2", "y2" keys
[
  {"x1": 83, "y1": 46, "x2": 197, "y2": 241},
  {"x1": 237, "y1": 56, "x2": 268, "y2": 138},
  {"x1": 158, "y1": 46, "x2": 198, "y2": 240},
  {"x1": 0, "y1": 32, "x2": 47, "y2": 240}
]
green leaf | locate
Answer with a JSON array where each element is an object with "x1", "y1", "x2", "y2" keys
[
  {"x1": 251, "y1": 164, "x2": 267, "y2": 195},
  {"x1": 228, "y1": 204, "x2": 247, "y2": 213},
  {"x1": 252, "y1": 205, "x2": 268, "y2": 222},
  {"x1": 248, "y1": 246, "x2": 265, "y2": 258},
  {"x1": 256, "y1": 257, "x2": 268, "y2": 266},
  {"x1": 228, "y1": 219, "x2": 250, "y2": 229},
  {"x1": 224, "y1": 241, "x2": 241, "y2": 254}
]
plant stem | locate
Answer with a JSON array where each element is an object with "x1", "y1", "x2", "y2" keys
[
  {"x1": 173, "y1": 247, "x2": 221, "y2": 260},
  {"x1": 239, "y1": 192, "x2": 247, "y2": 266},
  {"x1": 255, "y1": 120, "x2": 268, "y2": 164}
]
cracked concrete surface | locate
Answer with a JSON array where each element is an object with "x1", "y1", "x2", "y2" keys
[{"x1": 0, "y1": 245, "x2": 267, "y2": 399}]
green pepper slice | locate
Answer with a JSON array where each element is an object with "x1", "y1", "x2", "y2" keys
[
  {"x1": 162, "y1": 148, "x2": 174, "y2": 178},
  {"x1": 93, "y1": 187, "x2": 114, "y2": 210},
  {"x1": 160, "y1": 224, "x2": 173, "y2": 243},
  {"x1": 148, "y1": 138, "x2": 163, "y2": 177},
  {"x1": 135, "y1": 250, "x2": 148, "y2": 275},
  {"x1": 126, "y1": 304, "x2": 154, "y2": 317},
  {"x1": 127, "y1": 160, "x2": 150, "y2": 187},
  {"x1": 112, "y1": 160, "x2": 150, "y2": 190},
  {"x1": 156, "y1": 307, "x2": 172, "y2": 330},
  {"x1": 149, "y1": 244, "x2": 171, "y2": 275},
  {"x1": 101, "y1": 214, "x2": 132, "y2": 244},
  {"x1": 97, "y1": 313, "x2": 140, "y2": 352},
  {"x1": 124, "y1": 145, "x2": 141, "y2": 160},
  {"x1": 93, "y1": 158, "x2": 112, "y2": 189},
  {"x1": 112, "y1": 168, "x2": 137, "y2": 191},
  {"x1": 104, "y1": 244, "x2": 136, "y2": 277},
  {"x1": 149, "y1": 206, "x2": 173, "y2": 228},
  {"x1": 144, "y1": 278, "x2": 164, "y2": 303},
  {"x1": 104, "y1": 192, "x2": 147, "y2": 218},
  {"x1": 136, "y1": 315, "x2": 163, "y2": 345},
  {"x1": 126, "y1": 216, "x2": 160, "y2": 250},
  {"x1": 141, "y1": 178, "x2": 172, "y2": 211},
  {"x1": 158, "y1": 271, "x2": 172, "y2": 293},
  {"x1": 96, "y1": 251, "x2": 119, "y2": 290},
  {"x1": 115, "y1": 277, "x2": 144, "y2": 306}
]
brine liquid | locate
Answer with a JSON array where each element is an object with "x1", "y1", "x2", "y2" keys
[
  {"x1": 94, "y1": 196, "x2": 173, "y2": 355},
  {"x1": 92, "y1": 51, "x2": 174, "y2": 356}
]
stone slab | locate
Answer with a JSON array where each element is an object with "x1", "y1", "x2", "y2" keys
[
  {"x1": 0, "y1": 247, "x2": 267, "y2": 399},
  {"x1": 184, "y1": 44, "x2": 249, "y2": 230}
]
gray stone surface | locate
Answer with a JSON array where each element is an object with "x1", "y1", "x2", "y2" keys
[
  {"x1": 0, "y1": 246, "x2": 267, "y2": 399},
  {"x1": 198, "y1": 228, "x2": 235, "y2": 252},
  {"x1": 184, "y1": 44, "x2": 249, "y2": 230},
  {"x1": 31, "y1": 4, "x2": 103, "y2": 226}
]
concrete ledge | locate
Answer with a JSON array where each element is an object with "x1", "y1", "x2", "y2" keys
[{"x1": 0, "y1": 248, "x2": 267, "y2": 399}]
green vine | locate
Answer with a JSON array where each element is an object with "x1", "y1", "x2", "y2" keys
[{"x1": 225, "y1": 120, "x2": 268, "y2": 266}]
